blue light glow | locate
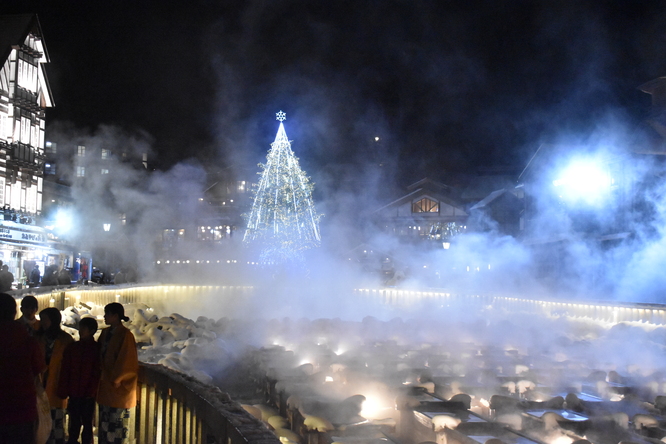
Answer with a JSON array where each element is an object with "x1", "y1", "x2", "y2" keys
[{"x1": 553, "y1": 158, "x2": 612, "y2": 206}]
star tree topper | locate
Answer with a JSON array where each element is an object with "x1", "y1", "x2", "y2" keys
[{"x1": 276, "y1": 110, "x2": 286, "y2": 122}]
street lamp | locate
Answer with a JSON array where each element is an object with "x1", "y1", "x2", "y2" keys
[{"x1": 103, "y1": 223, "x2": 111, "y2": 232}]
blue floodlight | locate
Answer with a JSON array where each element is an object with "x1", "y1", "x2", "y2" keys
[
  {"x1": 54, "y1": 209, "x2": 74, "y2": 234},
  {"x1": 552, "y1": 159, "x2": 611, "y2": 206}
]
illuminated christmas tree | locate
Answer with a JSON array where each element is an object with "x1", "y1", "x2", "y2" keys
[{"x1": 243, "y1": 111, "x2": 322, "y2": 263}]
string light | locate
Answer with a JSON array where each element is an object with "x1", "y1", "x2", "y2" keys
[{"x1": 243, "y1": 111, "x2": 322, "y2": 263}]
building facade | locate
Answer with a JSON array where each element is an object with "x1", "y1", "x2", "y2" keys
[
  {"x1": 0, "y1": 14, "x2": 71, "y2": 285},
  {"x1": 0, "y1": 14, "x2": 51, "y2": 216},
  {"x1": 372, "y1": 178, "x2": 468, "y2": 246}
]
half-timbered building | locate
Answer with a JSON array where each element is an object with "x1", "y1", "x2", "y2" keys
[
  {"x1": 0, "y1": 14, "x2": 52, "y2": 214},
  {"x1": 0, "y1": 14, "x2": 67, "y2": 287}
]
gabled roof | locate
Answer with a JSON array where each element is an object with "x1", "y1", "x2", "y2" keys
[
  {"x1": 459, "y1": 175, "x2": 517, "y2": 200},
  {"x1": 519, "y1": 143, "x2": 591, "y2": 183},
  {"x1": 470, "y1": 189, "x2": 509, "y2": 210},
  {"x1": 0, "y1": 14, "x2": 48, "y2": 68},
  {"x1": 469, "y1": 188, "x2": 521, "y2": 211},
  {"x1": 405, "y1": 177, "x2": 453, "y2": 193},
  {"x1": 373, "y1": 184, "x2": 466, "y2": 214}
]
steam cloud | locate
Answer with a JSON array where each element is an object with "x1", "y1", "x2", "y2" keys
[{"x1": 39, "y1": 2, "x2": 666, "y2": 306}]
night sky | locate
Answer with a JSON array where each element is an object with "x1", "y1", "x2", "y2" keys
[{"x1": 5, "y1": 1, "x2": 666, "y2": 187}]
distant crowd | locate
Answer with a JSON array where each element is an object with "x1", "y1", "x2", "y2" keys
[
  {"x1": 30, "y1": 265, "x2": 73, "y2": 288},
  {"x1": 0, "y1": 295, "x2": 138, "y2": 444}
]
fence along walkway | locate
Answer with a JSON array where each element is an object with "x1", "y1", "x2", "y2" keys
[{"x1": 134, "y1": 363, "x2": 278, "y2": 444}]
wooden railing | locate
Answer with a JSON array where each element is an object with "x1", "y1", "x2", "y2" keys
[{"x1": 133, "y1": 363, "x2": 279, "y2": 444}]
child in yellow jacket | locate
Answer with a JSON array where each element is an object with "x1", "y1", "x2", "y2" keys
[{"x1": 39, "y1": 307, "x2": 74, "y2": 444}]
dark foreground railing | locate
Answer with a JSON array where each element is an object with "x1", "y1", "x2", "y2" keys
[{"x1": 134, "y1": 363, "x2": 280, "y2": 444}]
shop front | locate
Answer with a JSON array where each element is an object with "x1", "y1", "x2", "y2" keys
[{"x1": 0, "y1": 221, "x2": 74, "y2": 289}]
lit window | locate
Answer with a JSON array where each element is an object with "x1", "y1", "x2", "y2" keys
[
  {"x1": 237, "y1": 181, "x2": 246, "y2": 192},
  {"x1": 412, "y1": 197, "x2": 439, "y2": 213},
  {"x1": 45, "y1": 142, "x2": 56, "y2": 154},
  {"x1": 20, "y1": 117, "x2": 30, "y2": 143},
  {"x1": 45, "y1": 163, "x2": 56, "y2": 175},
  {"x1": 77, "y1": 145, "x2": 85, "y2": 156},
  {"x1": 101, "y1": 149, "x2": 110, "y2": 159},
  {"x1": 76, "y1": 166, "x2": 85, "y2": 177},
  {"x1": 101, "y1": 169, "x2": 109, "y2": 175},
  {"x1": 197, "y1": 225, "x2": 226, "y2": 242}
]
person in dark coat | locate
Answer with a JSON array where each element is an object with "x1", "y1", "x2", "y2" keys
[
  {"x1": 57, "y1": 268, "x2": 73, "y2": 286},
  {"x1": 58, "y1": 317, "x2": 101, "y2": 444},
  {"x1": 42, "y1": 265, "x2": 58, "y2": 286},
  {"x1": 0, "y1": 292, "x2": 46, "y2": 444},
  {"x1": 30, "y1": 265, "x2": 41, "y2": 286},
  {"x1": 0, "y1": 265, "x2": 14, "y2": 292}
]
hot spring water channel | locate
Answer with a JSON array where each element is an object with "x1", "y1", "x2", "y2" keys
[{"x1": 25, "y1": 284, "x2": 666, "y2": 444}]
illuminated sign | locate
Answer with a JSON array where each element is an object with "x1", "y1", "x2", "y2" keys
[{"x1": 0, "y1": 225, "x2": 47, "y2": 244}]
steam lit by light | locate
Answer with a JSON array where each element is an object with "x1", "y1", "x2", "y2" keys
[
  {"x1": 360, "y1": 395, "x2": 388, "y2": 419},
  {"x1": 552, "y1": 158, "x2": 611, "y2": 206},
  {"x1": 54, "y1": 209, "x2": 75, "y2": 234}
]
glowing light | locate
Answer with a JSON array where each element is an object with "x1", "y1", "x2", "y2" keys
[
  {"x1": 360, "y1": 396, "x2": 390, "y2": 419},
  {"x1": 325, "y1": 376, "x2": 334, "y2": 382},
  {"x1": 54, "y1": 209, "x2": 74, "y2": 234},
  {"x1": 374, "y1": 136, "x2": 380, "y2": 141},
  {"x1": 553, "y1": 158, "x2": 611, "y2": 205}
]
